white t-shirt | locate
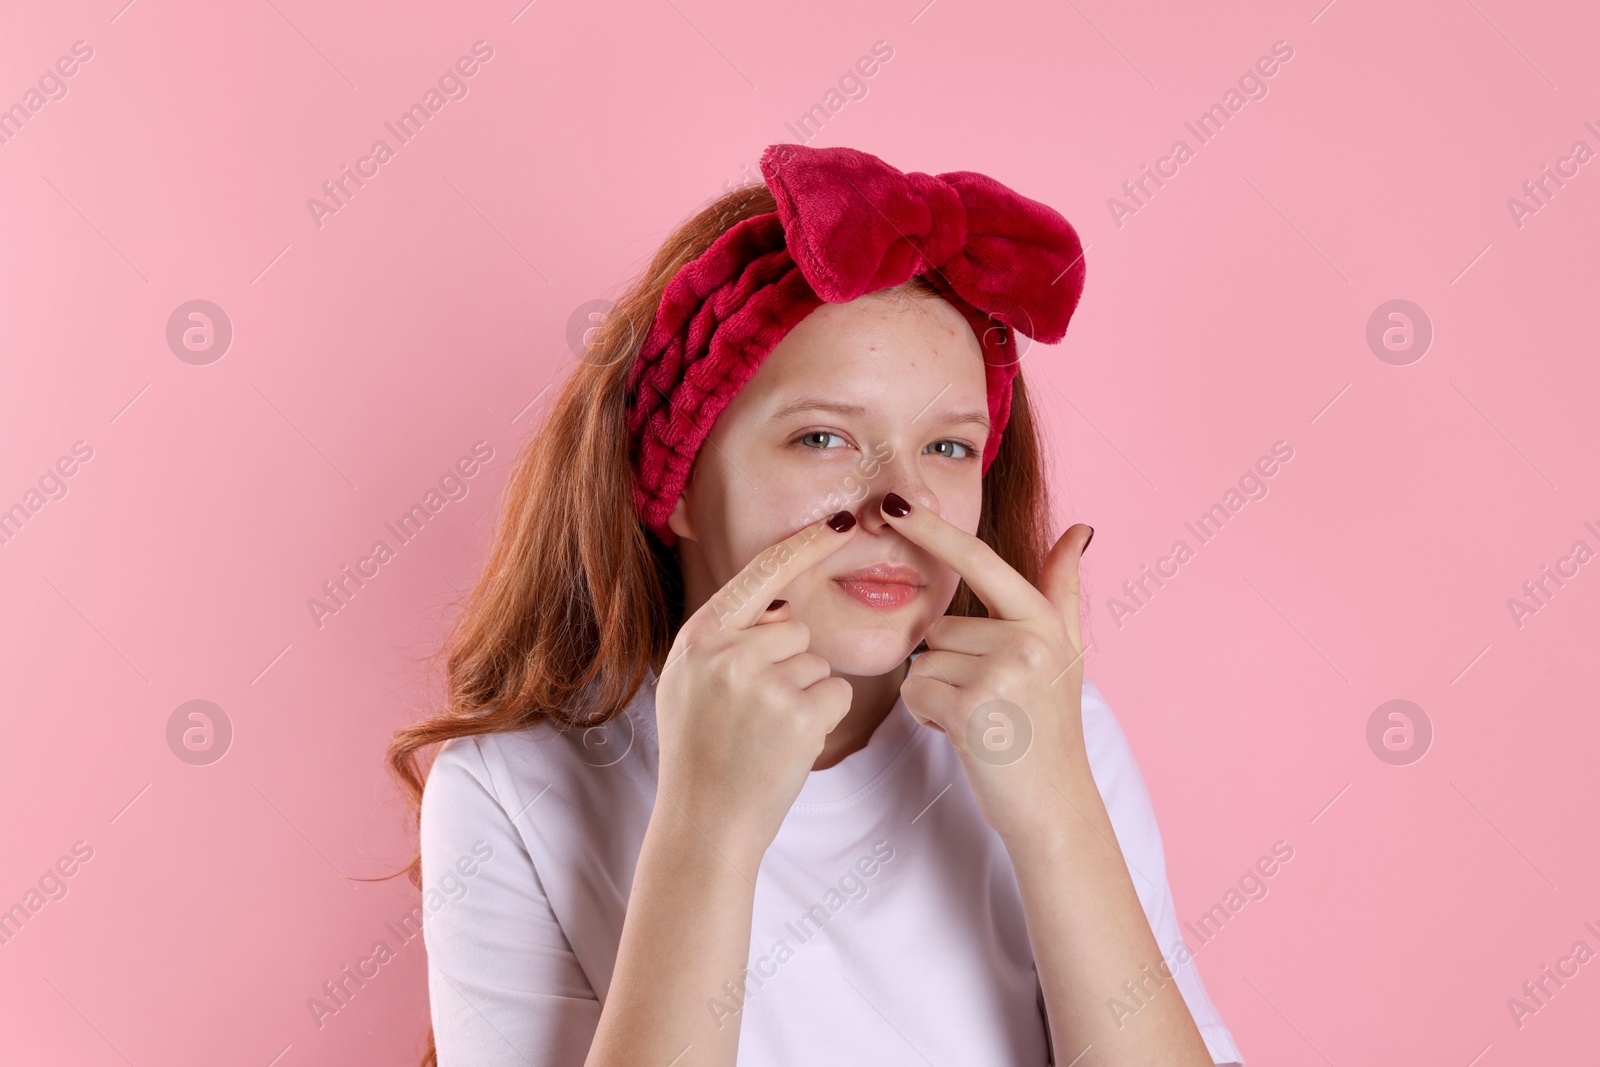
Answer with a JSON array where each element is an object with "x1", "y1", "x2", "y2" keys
[{"x1": 419, "y1": 664, "x2": 1245, "y2": 1066}]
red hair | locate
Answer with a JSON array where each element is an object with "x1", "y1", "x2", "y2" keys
[{"x1": 384, "y1": 181, "x2": 1056, "y2": 1065}]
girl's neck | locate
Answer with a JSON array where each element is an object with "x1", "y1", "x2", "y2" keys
[{"x1": 812, "y1": 656, "x2": 910, "y2": 771}]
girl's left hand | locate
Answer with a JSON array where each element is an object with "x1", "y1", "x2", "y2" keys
[{"x1": 882, "y1": 492, "x2": 1095, "y2": 842}]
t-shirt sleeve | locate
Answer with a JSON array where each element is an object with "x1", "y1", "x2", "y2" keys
[
  {"x1": 419, "y1": 735, "x2": 602, "y2": 1066},
  {"x1": 1080, "y1": 679, "x2": 1246, "y2": 1067}
]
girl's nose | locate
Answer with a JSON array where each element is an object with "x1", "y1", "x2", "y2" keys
[{"x1": 857, "y1": 464, "x2": 938, "y2": 536}]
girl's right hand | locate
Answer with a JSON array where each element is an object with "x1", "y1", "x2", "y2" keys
[{"x1": 653, "y1": 511, "x2": 861, "y2": 866}]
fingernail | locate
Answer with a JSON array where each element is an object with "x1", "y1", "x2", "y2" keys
[
  {"x1": 767, "y1": 599, "x2": 787, "y2": 611},
  {"x1": 1083, "y1": 526, "x2": 1095, "y2": 554},
  {"x1": 826, "y1": 510, "x2": 856, "y2": 532},
  {"x1": 882, "y1": 492, "x2": 911, "y2": 517}
]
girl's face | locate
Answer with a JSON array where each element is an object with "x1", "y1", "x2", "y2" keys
[{"x1": 668, "y1": 288, "x2": 989, "y2": 677}]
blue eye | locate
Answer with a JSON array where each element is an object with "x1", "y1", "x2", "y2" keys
[
  {"x1": 927, "y1": 439, "x2": 975, "y2": 459},
  {"x1": 797, "y1": 431, "x2": 850, "y2": 450}
]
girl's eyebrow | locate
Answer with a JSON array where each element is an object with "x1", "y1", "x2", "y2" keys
[
  {"x1": 769, "y1": 397, "x2": 990, "y2": 432},
  {"x1": 769, "y1": 398, "x2": 869, "y2": 421}
]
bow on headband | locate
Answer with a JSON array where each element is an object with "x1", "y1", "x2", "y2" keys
[{"x1": 624, "y1": 142, "x2": 1087, "y2": 546}]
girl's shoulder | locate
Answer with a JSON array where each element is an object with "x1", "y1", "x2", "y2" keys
[{"x1": 423, "y1": 690, "x2": 662, "y2": 830}]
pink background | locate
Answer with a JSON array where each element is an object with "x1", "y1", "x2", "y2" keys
[{"x1": 2, "y1": 0, "x2": 1597, "y2": 1063}]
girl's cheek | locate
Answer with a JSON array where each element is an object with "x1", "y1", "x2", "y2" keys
[
  {"x1": 783, "y1": 472, "x2": 857, "y2": 525},
  {"x1": 934, "y1": 493, "x2": 983, "y2": 537},
  {"x1": 836, "y1": 471, "x2": 868, "y2": 506}
]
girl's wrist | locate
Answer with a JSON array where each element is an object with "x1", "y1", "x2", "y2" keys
[
  {"x1": 956, "y1": 729, "x2": 1088, "y2": 836},
  {"x1": 985, "y1": 747, "x2": 1104, "y2": 850},
  {"x1": 645, "y1": 788, "x2": 771, "y2": 880}
]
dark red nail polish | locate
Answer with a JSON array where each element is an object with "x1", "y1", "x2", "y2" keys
[
  {"x1": 826, "y1": 510, "x2": 856, "y2": 532},
  {"x1": 882, "y1": 492, "x2": 911, "y2": 517},
  {"x1": 1083, "y1": 526, "x2": 1094, "y2": 554},
  {"x1": 767, "y1": 599, "x2": 787, "y2": 611}
]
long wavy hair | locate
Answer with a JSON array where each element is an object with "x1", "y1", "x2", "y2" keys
[{"x1": 385, "y1": 180, "x2": 1056, "y2": 1066}]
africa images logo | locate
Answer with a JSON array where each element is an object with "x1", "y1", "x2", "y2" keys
[{"x1": 305, "y1": 41, "x2": 495, "y2": 230}]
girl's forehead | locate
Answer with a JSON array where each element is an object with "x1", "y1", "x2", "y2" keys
[{"x1": 749, "y1": 295, "x2": 986, "y2": 391}]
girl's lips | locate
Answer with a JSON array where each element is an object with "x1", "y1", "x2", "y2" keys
[{"x1": 832, "y1": 578, "x2": 923, "y2": 610}]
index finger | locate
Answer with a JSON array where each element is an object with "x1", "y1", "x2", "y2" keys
[
  {"x1": 702, "y1": 510, "x2": 860, "y2": 631},
  {"x1": 877, "y1": 495, "x2": 1052, "y2": 622}
]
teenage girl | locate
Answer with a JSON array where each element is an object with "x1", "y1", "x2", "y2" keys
[{"x1": 387, "y1": 143, "x2": 1244, "y2": 1067}]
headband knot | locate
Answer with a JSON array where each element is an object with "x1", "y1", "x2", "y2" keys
[
  {"x1": 624, "y1": 143, "x2": 1086, "y2": 545},
  {"x1": 761, "y1": 143, "x2": 1082, "y2": 344}
]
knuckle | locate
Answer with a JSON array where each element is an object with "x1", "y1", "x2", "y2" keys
[
  {"x1": 1015, "y1": 630, "x2": 1049, "y2": 670},
  {"x1": 805, "y1": 674, "x2": 841, "y2": 703},
  {"x1": 709, "y1": 645, "x2": 746, "y2": 686},
  {"x1": 801, "y1": 651, "x2": 832, "y2": 678},
  {"x1": 757, "y1": 675, "x2": 791, "y2": 711},
  {"x1": 901, "y1": 673, "x2": 935, "y2": 702}
]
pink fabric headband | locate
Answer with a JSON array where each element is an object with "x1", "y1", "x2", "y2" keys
[{"x1": 623, "y1": 142, "x2": 1087, "y2": 546}]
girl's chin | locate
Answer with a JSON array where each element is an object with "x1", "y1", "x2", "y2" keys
[
  {"x1": 807, "y1": 628, "x2": 921, "y2": 679},
  {"x1": 793, "y1": 588, "x2": 952, "y2": 675}
]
